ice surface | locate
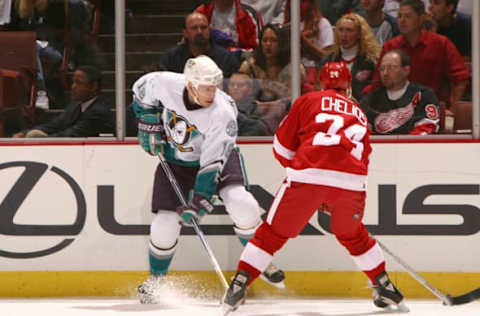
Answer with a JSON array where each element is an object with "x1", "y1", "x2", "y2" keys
[{"x1": 1, "y1": 297, "x2": 479, "y2": 316}]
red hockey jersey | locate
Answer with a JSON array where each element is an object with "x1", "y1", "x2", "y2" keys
[{"x1": 273, "y1": 90, "x2": 372, "y2": 192}]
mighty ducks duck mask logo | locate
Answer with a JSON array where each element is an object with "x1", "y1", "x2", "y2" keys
[{"x1": 166, "y1": 110, "x2": 198, "y2": 152}]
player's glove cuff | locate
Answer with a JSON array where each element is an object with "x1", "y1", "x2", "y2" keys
[
  {"x1": 138, "y1": 114, "x2": 165, "y2": 155},
  {"x1": 176, "y1": 192, "x2": 214, "y2": 226}
]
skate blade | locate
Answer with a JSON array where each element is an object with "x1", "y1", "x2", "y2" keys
[
  {"x1": 396, "y1": 302, "x2": 410, "y2": 313},
  {"x1": 259, "y1": 274, "x2": 286, "y2": 289},
  {"x1": 220, "y1": 304, "x2": 235, "y2": 316},
  {"x1": 383, "y1": 302, "x2": 410, "y2": 313}
]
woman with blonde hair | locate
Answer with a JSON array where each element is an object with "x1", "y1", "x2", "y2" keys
[{"x1": 304, "y1": 12, "x2": 380, "y2": 101}]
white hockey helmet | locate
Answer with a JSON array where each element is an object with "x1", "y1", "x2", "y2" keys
[{"x1": 184, "y1": 55, "x2": 223, "y2": 90}]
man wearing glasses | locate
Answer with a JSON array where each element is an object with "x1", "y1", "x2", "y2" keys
[{"x1": 360, "y1": 49, "x2": 440, "y2": 134}]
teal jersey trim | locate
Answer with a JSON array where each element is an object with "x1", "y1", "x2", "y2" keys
[
  {"x1": 238, "y1": 237, "x2": 249, "y2": 246},
  {"x1": 163, "y1": 144, "x2": 200, "y2": 167},
  {"x1": 132, "y1": 101, "x2": 158, "y2": 118},
  {"x1": 236, "y1": 147, "x2": 249, "y2": 187},
  {"x1": 194, "y1": 169, "x2": 219, "y2": 200}
]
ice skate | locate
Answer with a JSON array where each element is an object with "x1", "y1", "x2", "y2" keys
[
  {"x1": 372, "y1": 272, "x2": 409, "y2": 312},
  {"x1": 221, "y1": 270, "x2": 250, "y2": 315},
  {"x1": 137, "y1": 275, "x2": 164, "y2": 304},
  {"x1": 259, "y1": 262, "x2": 286, "y2": 289}
]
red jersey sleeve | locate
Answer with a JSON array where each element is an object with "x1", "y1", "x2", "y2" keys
[
  {"x1": 444, "y1": 38, "x2": 471, "y2": 84},
  {"x1": 272, "y1": 95, "x2": 303, "y2": 168}
]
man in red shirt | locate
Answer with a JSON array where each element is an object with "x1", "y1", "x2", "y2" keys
[
  {"x1": 364, "y1": 0, "x2": 469, "y2": 114},
  {"x1": 221, "y1": 62, "x2": 408, "y2": 315}
]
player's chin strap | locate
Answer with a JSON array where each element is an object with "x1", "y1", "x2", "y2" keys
[
  {"x1": 155, "y1": 150, "x2": 229, "y2": 290},
  {"x1": 191, "y1": 84, "x2": 202, "y2": 105},
  {"x1": 377, "y1": 240, "x2": 480, "y2": 306}
]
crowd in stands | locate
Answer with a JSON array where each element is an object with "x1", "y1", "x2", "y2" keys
[
  {"x1": 0, "y1": 0, "x2": 474, "y2": 138},
  {"x1": 0, "y1": 0, "x2": 107, "y2": 137},
  {"x1": 153, "y1": 0, "x2": 472, "y2": 137}
]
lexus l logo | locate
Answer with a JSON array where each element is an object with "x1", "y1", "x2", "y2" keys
[{"x1": 0, "y1": 161, "x2": 86, "y2": 258}]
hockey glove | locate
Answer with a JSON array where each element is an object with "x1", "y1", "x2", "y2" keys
[
  {"x1": 176, "y1": 192, "x2": 215, "y2": 226},
  {"x1": 138, "y1": 114, "x2": 165, "y2": 155}
]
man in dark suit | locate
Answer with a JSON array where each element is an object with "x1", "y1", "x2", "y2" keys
[{"x1": 13, "y1": 65, "x2": 113, "y2": 137}]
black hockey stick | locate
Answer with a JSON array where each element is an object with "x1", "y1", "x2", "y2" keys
[
  {"x1": 447, "y1": 288, "x2": 480, "y2": 305},
  {"x1": 155, "y1": 149, "x2": 229, "y2": 290},
  {"x1": 377, "y1": 240, "x2": 480, "y2": 305}
]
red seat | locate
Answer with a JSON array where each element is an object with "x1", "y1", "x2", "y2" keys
[
  {"x1": 0, "y1": 31, "x2": 37, "y2": 132},
  {"x1": 453, "y1": 101, "x2": 472, "y2": 132},
  {"x1": 0, "y1": 69, "x2": 30, "y2": 136}
]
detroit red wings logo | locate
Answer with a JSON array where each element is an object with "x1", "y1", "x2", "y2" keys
[
  {"x1": 374, "y1": 92, "x2": 421, "y2": 134},
  {"x1": 425, "y1": 104, "x2": 439, "y2": 119},
  {"x1": 355, "y1": 70, "x2": 372, "y2": 82}
]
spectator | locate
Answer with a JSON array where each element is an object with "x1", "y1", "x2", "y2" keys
[
  {"x1": 361, "y1": 0, "x2": 400, "y2": 46},
  {"x1": 45, "y1": 0, "x2": 101, "y2": 70},
  {"x1": 315, "y1": 0, "x2": 364, "y2": 25},
  {"x1": 9, "y1": 0, "x2": 101, "y2": 109},
  {"x1": 383, "y1": 0, "x2": 430, "y2": 17},
  {"x1": 284, "y1": 0, "x2": 334, "y2": 70},
  {"x1": 159, "y1": 12, "x2": 239, "y2": 78},
  {"x1": 14, "y1": 0, "x2": 48, "y2": 23},
  {"x1": 0, "y1": 0, "x2": 12, "y2": 28},
  {"x1": 196, "y1": 0, "x2": 263, "y2": 52},
  {"x1": 8, "y1": 0, "x2": 63, "y2": 109},
  {"x1": 226, "y1": 72, "x2": 270, "y2": 135},
  {"x1": 384, "y1": 0, "x2": 400, "y2": 17},
  {"x1": 12, "y1": 65, "x2": 113, "y2": 137},
  {"x1": 425, "y1": 0, "x2": 472, "y2": 58},
  {"x1": 304, "y1": 13, "x2": 379, "y2": 101},
  {"x1": 239, "y1": 23, "x2": 306, "y2": 132},
  {"x1": 241, "y1": 0, "x2": 285, "y2": 25},
  {"x1": 361, "y1": 49, "x2": 440, "y2": 134},
  {"x1": 456, "y1": 0, "x2": 472, "y2": 15},
  {"x1": 365, "y1": 0, "x2": 470, "y2": 117}
]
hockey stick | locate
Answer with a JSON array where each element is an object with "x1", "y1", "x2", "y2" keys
[
  {"x1": 155, "y1": 150, "x2": 229, "y2": 290},
  {"x1": 377, "y1": 240, "x2": 480, "y2": 306}
]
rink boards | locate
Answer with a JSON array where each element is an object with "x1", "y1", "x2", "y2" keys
[{"x1": 0, "y1": 140, "x2": 479, "y2": 297}]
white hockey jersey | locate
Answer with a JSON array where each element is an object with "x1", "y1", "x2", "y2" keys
[{"x1": 132, "y1": 71, "x2": 238, "y2": 198}]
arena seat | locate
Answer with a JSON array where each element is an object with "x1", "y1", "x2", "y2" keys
[
  {"x1": 453, "y1": 101, "x2": 473, "y2": 133},
  {"x1": 0, "y1": 31, "x2": 37, "y2": 132}
]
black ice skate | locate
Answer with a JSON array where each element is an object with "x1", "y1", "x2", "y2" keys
[
  {"x1": 221, "y1": 270, "x2": 250, "y2": 315},
  {"x1": 137, "y1": 275, "x2": 164, "y2": 304},
  {"x1": 372, "y1": 272, "x2": 409, "y2": 312},
  {"x1": 260, "y1": 262, "x2": 286, "y2": 289}
]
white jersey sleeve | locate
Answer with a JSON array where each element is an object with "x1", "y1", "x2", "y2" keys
[
  {"x1": 131, "y1": 72, "x2": 166, "y2": 110},
  {"x1": 194, "y1": 90, "x2": 238, "y2": 198}
]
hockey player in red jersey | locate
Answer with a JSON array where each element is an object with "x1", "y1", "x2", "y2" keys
[{"x1": 222, "y1": 62, "x2": 408, "y2": 314}]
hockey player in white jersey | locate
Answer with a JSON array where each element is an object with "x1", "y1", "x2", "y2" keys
[{"x1": 132, "y1": 55, "x2": 285, "y2": 304}]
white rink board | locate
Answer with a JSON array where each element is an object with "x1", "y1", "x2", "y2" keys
[{"x1": 0, "y1": 142, "x2": 479, "y2": 272}]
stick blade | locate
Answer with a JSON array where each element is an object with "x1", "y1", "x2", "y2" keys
[{"x1": 447, "y1": 288, "x2": 480, "y2": 305}]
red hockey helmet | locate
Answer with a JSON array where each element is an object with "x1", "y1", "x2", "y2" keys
[{"x1": 319, "y1": 62, "x2": 352, "y2": 91}]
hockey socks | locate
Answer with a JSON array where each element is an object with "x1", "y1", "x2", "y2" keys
[{"x1": 148, "y1": 251, "x2": 173, "y2": 276}]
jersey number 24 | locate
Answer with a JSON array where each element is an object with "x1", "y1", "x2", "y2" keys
[{"x1": 313, "y1": 113, "x2": 367, "y2": 160}]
